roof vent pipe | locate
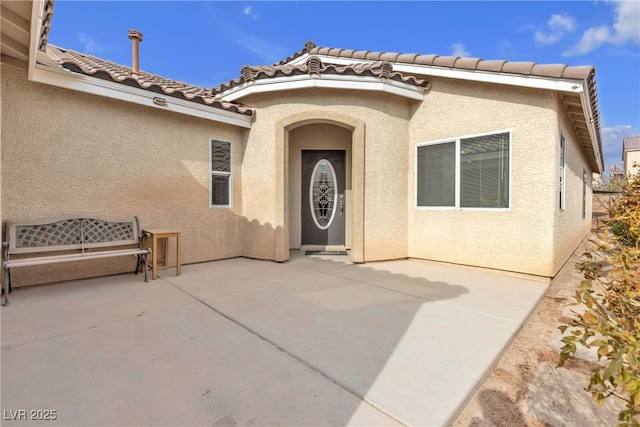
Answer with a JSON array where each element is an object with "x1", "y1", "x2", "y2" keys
[{"x1": 128, "y1": 29, "x2": 143, "y2": 77}]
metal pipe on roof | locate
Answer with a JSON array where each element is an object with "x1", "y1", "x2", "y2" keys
[{"x1": 127, "y1": 29, "x2": 142, "y2": 77}]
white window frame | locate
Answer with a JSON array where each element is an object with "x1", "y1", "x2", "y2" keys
[
  {"x1": 209, "y1": 139, "x2": 233, "y2": 208},
  {"x1": 415, "y1": 129, "x2": 512, "y2": 211},
  {"x1": 582, "y1": 168, "x2": 587, "y2": 220},
  {"x1": 559, "y1": 135, "x2": 566, "y2": 211}
]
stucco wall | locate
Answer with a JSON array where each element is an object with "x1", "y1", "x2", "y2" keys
[
  {"x1": 240, "y1": 89, "x2": 411, "y2": 262},
  {"x1": 624, "y1": 150, "x2": 640, "y2": 177},
  {"x1": 3, "y1": 59, "x2": 597, "y2": 284},
  {"x1": 1, "y1": 62, "x2": 246, "y2": 286},
  {"x1": 407, "y1": 77, "x2": 561, "y2": 276},
  {"x1": 552, "y1": 95, "x2": 593, "y2": 273}
]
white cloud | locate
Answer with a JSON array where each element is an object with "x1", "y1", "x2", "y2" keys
[
  {"x1": 563, "y1": 26, "x2": 611, "y2": 56},
  {"x1": 498, "y1": 40, "x2": 516, "y2": 58},
  {"x1": 243, "y1": 6, "x2": 258, "y2": 19},
  {"x1": 611, "y1": 0, "x2": 640, "y2": 44},
  {"x1": 534, "y1": 31, "x2": 560, "y2": 44},
  {"x1": 535, "y1": 13, "x2": 576, "y2": 45},
  {"x1": 190, "y1": 71, "x2": 235, "y2": 89},
  {"x1": 77, "y1": 32, "x2": 99, "y2": 53},
  {"x1": 233, "y1": 33, "x2": 288, "y2": 63},
  {"x1": 563, "y1": 0, "x2": 640, "y2": 56},
  {"x1": 549, "y1": 13, "x2": 577, "y2": 32},
  {"x1": 450, "y1": 43, "x2": 470, "y2": 57},
  {"x1": 215, "y1": 16, "x2": 287, "y2": 63},
  {"x1": 535, "y1": 32, "x2": 560, "y2": 45}
]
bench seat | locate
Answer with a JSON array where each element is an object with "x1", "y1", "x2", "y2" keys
[{"x1": 2, "y1": 216, "x2": 151, "y2": 306}]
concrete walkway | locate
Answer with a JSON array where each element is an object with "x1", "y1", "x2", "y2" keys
[{"x1": 1, "y1": 253, "x2": 548, "y2": 426}]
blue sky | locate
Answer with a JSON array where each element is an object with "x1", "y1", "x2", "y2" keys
[{"x1": 49, "y1": 1, "x2": 639, "y2": 173}]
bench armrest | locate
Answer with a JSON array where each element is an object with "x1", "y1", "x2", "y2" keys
[
  {"x1": 138, "y1": 231, "x2": 151, "y2": 251},
  {"x1": 3, "y1": 241, "x2": 8, "y2": 267}
]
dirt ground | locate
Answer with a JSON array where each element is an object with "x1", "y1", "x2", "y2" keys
[{"x1": 451, "y1": 229, "x2": 629, "y2": 427}]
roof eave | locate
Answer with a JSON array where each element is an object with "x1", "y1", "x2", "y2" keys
[
  {"x1": 291, "y1": 53, "x2": 585, "y2": 93},
  {"x1": 579, "y1": 86, "x2": 604, "y2": 173},
  {"x1": 218, "y1": 74, "x2": 426, "y2": 102},
  {"x1": 32, "y1": 57, "x2": 253, "y2": 128},
  {"x1": 27, "y1": 0, "x2": 47, "y2": 81}
]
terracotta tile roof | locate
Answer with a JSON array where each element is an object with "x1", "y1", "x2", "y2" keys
[
  {"x1": 623, "y1": 136, "x2": 640, "y2": 151},
  {"x1": 39, "y1": 2, "x2": 253, "y2": 117},
  {"x1": 211, "y1": 56, "x2": 430, "y2": 96},
  {"x1": 278, "y1": 41, "x2": 596, "y2": 80},
  {"x1": 39, "y1": 0, "x2": 55, "y2": 51},
  {"x1": 269, "y1": 41, "x2": 603, "y2": 171},
  {"x1": 44, "y1": 45, "x2": 254, "y2": 116}
]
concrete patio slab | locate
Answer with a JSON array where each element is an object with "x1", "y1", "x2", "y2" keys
[
  {"x1": 1, "y1": 275, "x2": 193, "y2": 346},
  {"x1": 2, "y1": 298, "x2": 398, "y2": 426},
  {"x1": 1, "y1": 254, "x2": 549, "y2": 426}
]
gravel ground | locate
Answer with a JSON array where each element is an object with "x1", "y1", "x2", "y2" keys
[{"x1": 451, "y1": 232, "x2": 628, "y2": 427}]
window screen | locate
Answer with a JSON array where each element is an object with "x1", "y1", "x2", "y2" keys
[
  {"x1": 460, "y1": 133, "x2": 509, "y2": 208},
  {"x1": 417, "y1": 142, "x2": 456, "y2": 207}
]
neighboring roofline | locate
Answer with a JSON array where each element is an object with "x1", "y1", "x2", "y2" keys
[
  {"x1": 32, "y1": 55, "x2": 253, "y2": 128},
  {"x1": 622, "y1": 136, "x2": 640, "y2": 159},
  {"x1": 623, "y1": 136, "x2": 640, "y2": 149}
]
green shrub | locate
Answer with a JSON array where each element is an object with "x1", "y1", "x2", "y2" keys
[
  {"x1": 558, "y1": 170, "x2": 640, "y2": 426},
  {"x1": 609, "y1": 187, "x2": 640, "y2": 247},
  {"x1": 610, "y1": 219, "x2": 630, "y2": 242}
]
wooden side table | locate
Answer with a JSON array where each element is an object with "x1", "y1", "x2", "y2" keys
[{"x1": 143, "y1": 230, "x2": 181, "y2": 280}]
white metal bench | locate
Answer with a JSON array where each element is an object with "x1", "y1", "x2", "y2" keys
[{"x1": 2, "y1": 216, "x2": 151, "y2": 306}]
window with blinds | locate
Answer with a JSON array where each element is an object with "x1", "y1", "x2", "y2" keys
[
  {"x1": 210, "y1": 140, "x2": 232, "y2": 207},
  {"x1": 416, "y1": 131, "x2": 510, "y2": 209},
  {"x1": 417, "y1": 141, "x2": 456, "y2": 206}
]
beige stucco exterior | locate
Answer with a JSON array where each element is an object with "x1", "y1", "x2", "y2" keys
[
  {"x1": 1, "y1": 51, "x2": 599, "y2": 287},
  {"x1": 624, "y1": 149, "x2": 640, "y2": 177},
  {"x1": 552, "y1": 95, "x2": 593, "y2": 274},
  {"x1": 405, "y1": 77, "x2": 591, "y2": 277},
  {"x1": 241, "y1": 89, "x2": 412, "y2": 264},
  {"x1": 1, "y1": 62, "x2": 248, "y2": 285}
]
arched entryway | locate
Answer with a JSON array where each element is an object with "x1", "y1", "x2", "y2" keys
[
  {"x1": 274, "y1": 111, "x2": 365, "y2": 262},
  {"x1": 290, "y1": 124, "x2": 351, "y2": 249}
]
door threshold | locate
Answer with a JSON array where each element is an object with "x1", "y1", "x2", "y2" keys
[{"x1": 300, "y1": 245, "x2": 349, "y2": 256}]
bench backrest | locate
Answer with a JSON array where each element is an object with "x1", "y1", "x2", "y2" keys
[{"x1": 5, "y1": 217, "x2": 142, "y2": 254}]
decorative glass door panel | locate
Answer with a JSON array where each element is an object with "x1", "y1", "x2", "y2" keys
[
  {"x1": 310, "y1": 159, "x2": 337, "y2": 230},
  {"x1": 301, "y1": 150, "x2": 346, "y2": 245}
]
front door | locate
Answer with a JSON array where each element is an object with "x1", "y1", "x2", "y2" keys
[{"x1": 301, "y1": 150, "x2": 346, "y2": 245}]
